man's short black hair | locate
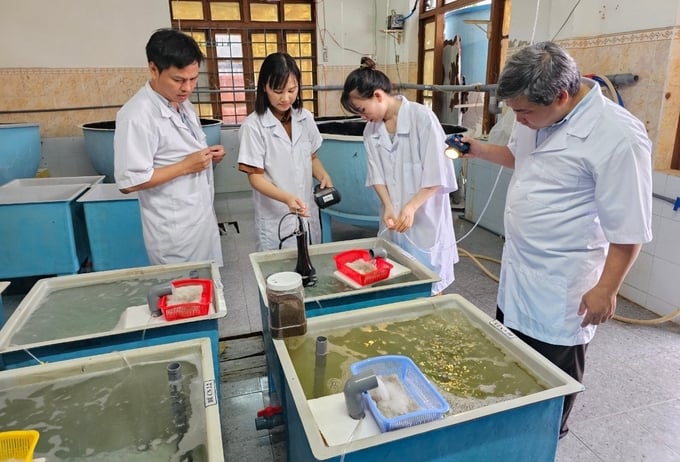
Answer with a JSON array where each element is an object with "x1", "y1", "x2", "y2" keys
[{"x1": 145, "y1": 29, "x2": 204, "y2": 72}]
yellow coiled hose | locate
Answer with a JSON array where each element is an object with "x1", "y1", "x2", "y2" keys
[{"x1": 459, "y1": 248, "x2": 680, "y2": 326}]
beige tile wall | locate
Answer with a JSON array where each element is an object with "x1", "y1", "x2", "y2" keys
[
  {"x1": 0, "y1": 68, "x2": 148, "y2": 138},
  {"x1": 0, "y1": 63, "x2": 416, "y2": 138},
  {"x1": 510, "y1": 26, "x2": 680, "y2": 172},
  {"x1": 3, "y1": 26, "x2": 677, "y2": 172}
]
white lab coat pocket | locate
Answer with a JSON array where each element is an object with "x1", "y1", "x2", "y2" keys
[{"x1": 499, "y1": 258, "x2": 569, "y2": 339}]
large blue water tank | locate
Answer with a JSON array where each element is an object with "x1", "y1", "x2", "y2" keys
[
  {"x1": 0, "y1": 123, "x2": 41, "y2": 186},
  {"x1": 316, "y1": 121, "x2": 380, "y2": 217},
  {"x1": 81, "y1": 118, "x2": 223, "y2": 183}
]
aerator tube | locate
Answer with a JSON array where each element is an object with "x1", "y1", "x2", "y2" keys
[{"x1": 344, "y1": 369, "x2": 378, "y2": 419}]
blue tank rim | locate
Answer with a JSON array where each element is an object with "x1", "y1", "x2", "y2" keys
[
  {"x1": 0, "y1": 122, "x2": 40, "y2": 129},
  {"x1": 316, "y1": 120, "x2": 467, "y2": 137},
  {"x1": 81, "y1": 118, "x2": 223, "y2": 131}
]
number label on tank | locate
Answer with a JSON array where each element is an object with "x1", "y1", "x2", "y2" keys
[
  {"x1": 204, "y1": 379, "x2": 218, "y2": 407},
  {"x1": 489, "y1": 319, "x2": 516, "y2": 339}
]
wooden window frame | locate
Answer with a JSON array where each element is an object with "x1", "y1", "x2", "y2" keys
[
  {"x1": 417, "y1": 0, "x2": 508, "y2": 134},
  {"x1": 673, "y1": 112, "x2": 680, "y2": 170},
  {"x1": 170, "y1": 0, "x2": 317, "y2": 123}
]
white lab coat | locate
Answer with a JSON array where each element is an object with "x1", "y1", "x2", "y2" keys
[
  {"x1": 499, "y1": 79, "x2": 652, "y2": 346},
  {"x1": 238, "y1": 108, "x2": 323, "y2": 251},
  {"x1": 364, "y1": 96, "x2": 459, "y2": 294},
  {"x1": 114, "y1": 82, "x2": 223, "y2": 267}
]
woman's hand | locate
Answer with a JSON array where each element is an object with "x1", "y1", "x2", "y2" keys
[
  {"x1": 286, "y1": 196, "x2": 309, "y2": 217},
  {"x1": 316, "y1": 172, "x2": 333, "y2": 189},
  {"x1": 382, "y1": 205, "x2": 397, "y2": 230},
  {"x1": 394, "y1": 204, "x2": 416, "y2": 232}
]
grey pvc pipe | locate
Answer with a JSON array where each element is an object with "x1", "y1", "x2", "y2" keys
[
  {"x1": 255, "y1": 413, "x2": 284, "y2": 430},
  {"x1": 311, "y1": 83, "x2": 498, "y2": 93},
  {"x1": 605, "y1": 73, "x2": 639, "y2": 87},
  {"x1": 344, "y1": 370, "x2": 379, "y2": 419},
  {"x1": 147, "y1": 271, "x2": 200, "y2": 317},
  {"x1": 368, "y1": 247, "x2": 388, "y2": 259},
  {"x1": 147, "y1": 282, "x2": 173, "y2": 317},
  {"x1": 315, "y1": 336, "x2": 328, "y2": 356},
  {"x1": 167, "y1": 362, "x2": 182, "y2": 384},
  {"x1": 167, "y1": 361, "x2": 188, "y2": 436},
  {"x1": 314, "y1": 336, "x2": 328, "y2": 398}
]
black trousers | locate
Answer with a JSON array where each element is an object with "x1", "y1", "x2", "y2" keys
[{"x1": 496, "y1": 308, "x2": 588, "y2": 438}]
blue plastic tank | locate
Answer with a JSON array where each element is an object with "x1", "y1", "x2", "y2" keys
[
  {"x1": 0, "y1": 123, "x2": 41, "y2": 186},
  {"x1": 81, "y1": 118, "x2": 223, "y2": 182}
]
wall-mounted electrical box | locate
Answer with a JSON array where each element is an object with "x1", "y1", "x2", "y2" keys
[{"x1": 387, "y1": 10, "x2": 404, "y2": 29}]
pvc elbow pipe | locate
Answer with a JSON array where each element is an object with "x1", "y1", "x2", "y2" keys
[
  {"x1": 344, "y1": 370, "x2": 379, "y2": 419},
  {"x1": 147, "y1": 282, "x2": 173, "y2": 317},
  {"x1": 147, "y1": 272, "x2": 200, "y2": 317},
  {"x1": 368, "y1": 247, "x2": 387, "y2": 259}
]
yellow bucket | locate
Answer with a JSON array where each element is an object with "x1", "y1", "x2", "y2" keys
[{"x1": 0, "y1": 430, "x2": 39, "y2": 462}]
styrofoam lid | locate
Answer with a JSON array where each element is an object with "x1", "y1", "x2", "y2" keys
[
  {"x1": 0, "y1": 184, "x2": 89, "y2": 204},
  {"x1": 266, "y1": 271, "x2": 302, "y2": 291}
]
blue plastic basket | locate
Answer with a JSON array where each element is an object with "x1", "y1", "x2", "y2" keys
[{"x1": 349, "y1": 355, "x2": 450, "y2": 432}]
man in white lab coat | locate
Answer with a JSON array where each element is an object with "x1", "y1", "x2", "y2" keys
[
  {"x1": 114, "y1": 29, "x2": 224, "y2": 267},
  {"x1": 460, "y1": 42, "x2": 652, "y2": 439}
]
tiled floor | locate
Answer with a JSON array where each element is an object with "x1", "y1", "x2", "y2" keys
[{"x1": 3, "y1": 191, "x2": 679, "y2": 461}]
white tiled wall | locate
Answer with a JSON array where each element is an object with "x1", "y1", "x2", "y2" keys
[{"x1": 621, "y1": 172, "x2": 680, "y2": 321}]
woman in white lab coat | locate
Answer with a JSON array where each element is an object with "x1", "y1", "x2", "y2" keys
[
  {"x1": 341, "y1": 57, "x2": 458, "y2": 295},
  {"x1": 238, "y1": 53, "x2": 333, "y2": 252}
]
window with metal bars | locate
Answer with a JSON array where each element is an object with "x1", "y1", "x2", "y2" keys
[{"x1": 169, "y1": 0, "x2": 317, "y2": 124}]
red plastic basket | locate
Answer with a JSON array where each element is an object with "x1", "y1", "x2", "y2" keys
[
  {"x1": 158, "y1": 279, "x2": 213, "y2": 321},
  {"x1": 334, "y1": 249, "x2": 393, "y2": 286}
]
